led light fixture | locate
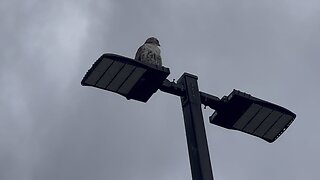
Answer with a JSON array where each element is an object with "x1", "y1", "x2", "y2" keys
[
  {"x1": 81, "y1": 53, "x2": 170, "y2": 102},
  {"x1": 210, "y1": 90, "x2": 296, "y2": 143}
]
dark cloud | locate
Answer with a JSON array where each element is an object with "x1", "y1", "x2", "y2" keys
[{"x1": 1, "y1": 0, "x2": 319, "y2": 180}]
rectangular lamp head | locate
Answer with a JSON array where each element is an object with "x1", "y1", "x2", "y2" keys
[
  {"x1": 81, "y1": 53, "x2": 170, "y2": 102},
  {"x1": 210, "y1": 90, "x2": 296, "y2": 143}
]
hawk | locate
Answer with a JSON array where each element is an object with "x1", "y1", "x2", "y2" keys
[{"x1": 135, "y1": 37, "x2": 162, "y2": 66}]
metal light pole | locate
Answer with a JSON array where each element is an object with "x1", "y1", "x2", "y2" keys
[
  {"x1": 81, "y1": 53, "x2": 296, "y2": 180},
  {"x1": 177, "y1": 73, "x2": 214, "y2": 180}
]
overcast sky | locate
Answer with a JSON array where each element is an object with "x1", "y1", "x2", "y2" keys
[{"x1": 1, "y1": 0, "x2": 320, "y2": 180}]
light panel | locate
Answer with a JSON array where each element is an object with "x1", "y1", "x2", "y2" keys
[
  {"x1": 81, "y1": 53, "x2": 170, "y2": 102},
  {"x1": 242, "y1": 106, "x2": 273, "y2": 133},
  {"x1": 233, "y1": 103, "x2": 262, "y2": 130},
  {"x1": 209, "y1": 90, "x2": 296, "y2": 143}
]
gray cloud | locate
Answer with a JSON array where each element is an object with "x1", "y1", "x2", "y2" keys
[{"x1": 1, "y1": 0, "x2": 319, "y2": 180}]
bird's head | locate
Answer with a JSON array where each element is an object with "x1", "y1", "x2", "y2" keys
[{"x1": 145, "y1": 37, "x2": 160, "y2": 46}]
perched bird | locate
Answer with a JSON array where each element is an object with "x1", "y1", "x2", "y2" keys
[{"x1": 135, "y1": 37, "x2": 162, "y2": 66}]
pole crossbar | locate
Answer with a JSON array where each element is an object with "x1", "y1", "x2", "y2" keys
[{"x1": 160, "y1": 79, "x2": 221, "y2": 110}]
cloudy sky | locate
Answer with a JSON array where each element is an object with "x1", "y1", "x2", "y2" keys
[{"x1": 1, "y1": 0, "x2": 319, "y2": 179}]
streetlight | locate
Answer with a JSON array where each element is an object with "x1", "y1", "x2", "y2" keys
[{"x1": 82, "y1": 53, "x2": 296, "y2": 180}]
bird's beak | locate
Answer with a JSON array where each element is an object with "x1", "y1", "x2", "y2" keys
[{"x1": 158, "y1": 43, "x2": 161, "y2": 46}]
